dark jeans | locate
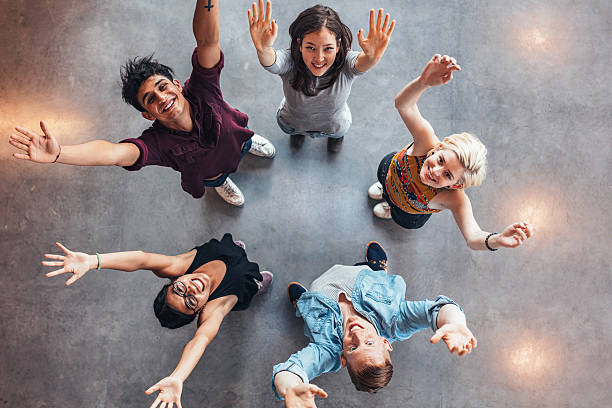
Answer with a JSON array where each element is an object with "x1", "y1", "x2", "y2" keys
[
  {"x1": 203, "y1": 138, "x2": 253, "y2": 188},
  {"x1": 377, "y1": 152, "x2": 432, "y2": 230}
]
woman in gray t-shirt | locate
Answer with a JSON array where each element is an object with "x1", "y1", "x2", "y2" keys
[{"x1": 248, "y1": 1, "x2": 395, "y2": 152}]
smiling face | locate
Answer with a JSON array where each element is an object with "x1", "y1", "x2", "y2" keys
[
  {"x1": 165, "y1": 272, "x2": 212, "y2": 315},
  {"x1": 136, "y1": 75, "x2": 189, "y2": 123},
  {"x1": 419, "y1": 147, "x2": 466, "y2": 189},
  {"x1": 299, "y1": 27, "x2": 340, "y2": 77},
  {"x1": 340, "y1": 315, "x2": 392, "y2": 368}
]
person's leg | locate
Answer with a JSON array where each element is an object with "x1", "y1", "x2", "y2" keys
[{"x1": 277, "y1": 110, "x2": 306, "y2": 148}]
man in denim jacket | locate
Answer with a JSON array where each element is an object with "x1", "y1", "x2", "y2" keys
[{"x1": 273, "y1": 242, "x2": 477, "y2": 407}]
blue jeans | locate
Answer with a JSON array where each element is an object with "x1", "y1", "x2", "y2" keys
[
  {"x1": 276, "y1": 110, "x2": 345, "y2": 139},
  {"x1": 203, "y1": 139, "x2": 252, "y2": 188}
]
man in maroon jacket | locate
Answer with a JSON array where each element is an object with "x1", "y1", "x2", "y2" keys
[{"x1": 8, "y1": 0, "x2": 275, "y2": 206}]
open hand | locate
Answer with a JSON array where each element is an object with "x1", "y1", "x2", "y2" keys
[
  {"x1": 145, "y1": 376, "x2": 184, "y2": 408},
  {"x1": 43, "y1": 242, "x2": 95, "y2": 286},
  {"x1": 285, "y1": 383, "x2": 328, "y2": 408},
  {"x1": 357, "y1": 9, "x2": 396, "y2": 61},
  {"x1": 9, "y1": 120, "x2": 60, "y2": 163},
  {"x1": 248, "y1": 0, "x2": 278, "y2": 52},
  {"x1": 494, "y1": 222, "x2": 534, "y2": 248},
  {"x1": 419, "y1": 54, "x2": 462, "y2": 87},
  {"x1": 430, "y1": 323, "x2": 477, "y2": 356}
]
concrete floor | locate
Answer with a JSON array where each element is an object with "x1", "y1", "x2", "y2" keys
[{"x1": 0, "y1": 0, "x2": 610, "y2": 407}]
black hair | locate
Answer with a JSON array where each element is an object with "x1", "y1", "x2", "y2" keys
[
  {"x1": 120, "y1": 54, "x2": 175, "y2": 112},
  {"x1": 288, "y1": 5, "x2": 352, "y2": 96},
  {"x1": 153, "y1": 284, "x2": 196, "y2": 329}
]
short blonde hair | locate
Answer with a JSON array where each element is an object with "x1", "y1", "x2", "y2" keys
[{"x1": 440, "y1": 132, "x2": 487, "y2": 188}]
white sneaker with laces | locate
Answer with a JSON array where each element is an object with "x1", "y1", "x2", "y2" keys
[
  {"x1": 248, "y1": 134, "x2": 276, "y2": 158},
  {"x1": 214, "y1": 178, "x2": 245, "y2": 207},
  {"x1": 373, "y1": 202, "x2": 392, "y2": 219},
  {"x1": 368, "y1": 181, "x2": 383, "y2": 200}
]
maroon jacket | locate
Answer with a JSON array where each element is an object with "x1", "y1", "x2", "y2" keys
[{"x1": 120, "y1": 49, "x2": 253, "y2": 198}]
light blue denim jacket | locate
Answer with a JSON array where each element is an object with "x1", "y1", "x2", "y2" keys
[{"x1": 272, "y1": 268, "x2": 460, "y2": 399}]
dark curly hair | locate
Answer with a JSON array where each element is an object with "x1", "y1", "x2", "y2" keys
[
  {"x1": 120, "y1": 54, "x2": 175, "y2": 112},
  {"x1": 288, "y1": 5, "x2": 352, "y2": 96},
  {"x1": 153, "y1": 284, "x2": 196, "y2": 329}
]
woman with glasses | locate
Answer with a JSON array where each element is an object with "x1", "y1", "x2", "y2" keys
[{"x1": 42, "y1": 233, "x2": 273, "y2": 408}]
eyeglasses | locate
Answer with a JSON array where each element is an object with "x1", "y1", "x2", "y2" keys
[{"x1": 171, "y1": 281, "x2": 198, "y2": 313}]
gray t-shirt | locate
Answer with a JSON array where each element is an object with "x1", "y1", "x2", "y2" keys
[
  {"x1": 263, "y1": 49, "x2": 365, "y2": 135},
  {"x1": 310, "y1": 264, "x2": 368, "y2": 301}
]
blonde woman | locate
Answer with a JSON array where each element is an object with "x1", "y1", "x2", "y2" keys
[{"x1": 369, "y1": 54, "x2": 533, "y2": 251}]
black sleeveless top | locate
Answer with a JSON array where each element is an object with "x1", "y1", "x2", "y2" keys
[{"x1": 185, "y1": 233, "x2": 261, "y2": 311}]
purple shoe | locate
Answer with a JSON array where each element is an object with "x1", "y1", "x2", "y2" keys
[{"x1": 256, "y1": 271, "x2": 274, "y2": 295}]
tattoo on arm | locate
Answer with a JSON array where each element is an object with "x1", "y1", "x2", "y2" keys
[{"x1": 204, "y1": 0, "x2": 214, "y2": 11}]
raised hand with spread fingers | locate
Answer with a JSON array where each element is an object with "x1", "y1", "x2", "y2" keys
[
  {"x1": 9, "y1": 121, "x2": 60, "y2": 163},
  {"x1": 248, "y1": 0, "x2": 278, "y2": 67},
  {"x1": 419, "y1": 53, "x2": 462, "y2": 87},
  {"x1": 43, "y1": 242, "x2": 97, "y2": 286},
  {"x1": 145, "y1": 376, "x2": 184, "y2": 408},
  {"x1": 355, "y1": 8, "x2": 396, "y2": 72}
]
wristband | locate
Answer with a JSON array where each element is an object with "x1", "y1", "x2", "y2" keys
[
  {"x1": 485, "y1": 233, "x2": 498, "y2": 251},
  {"x1": 52, "y1": 146, "x2": 61, "y2": 163},
  {"x1": 96, "y1": 253, "x2": 101, "y2": 270}
]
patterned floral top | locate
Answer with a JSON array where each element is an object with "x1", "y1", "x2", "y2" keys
[{"x1": 385, "y1": 144, "x2": 441, "y2": 215}]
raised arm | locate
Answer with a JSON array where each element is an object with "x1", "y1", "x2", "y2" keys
[
  {"x1": 9, "y1": 121, "x2": 140, "y2": 166},
  {"x1": 42, "y1": 242, "x2": 193, "y2": 286},
  {"x1": 354, "y1": 9, "x2": 395, "y2": 73},
  {"x1": 146, "y1": 299, "x2": 233, "y2": 408},
  {"x1": 430, "y1": 304, "x2": 476, "y2": 356},
  {"x1": 443, "y1": 190, "x2": 534, "y2": 251},
  {"x1": 248, "y1": 0, "x2": 278, "y2": 67},
  {"x1": 395, "y1": 54, "x2": 461, "y2": 155},
  {"x1": 193, "y1": 0, "x2": 221, "y2": 69}
]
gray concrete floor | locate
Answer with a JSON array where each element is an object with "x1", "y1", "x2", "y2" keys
[{"x1": 1, "y1": 0, "x2": 610, "y2": 407}]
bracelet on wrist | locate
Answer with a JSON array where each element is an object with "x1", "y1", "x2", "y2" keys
[
  {"x1": 485, "y1": 233, "x2": 498, "y2": 251},
  {"x1": 52, "y1": 146, "x2": 61, "y2": 163},
  {"x1": 96, "y1": 253, "x2": 101, "y2": 270}
]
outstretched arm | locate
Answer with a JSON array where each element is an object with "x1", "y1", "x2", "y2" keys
[
  {"x1": 9, "y1": 121, "x2": 140, "y2": 166},
  {"x1": 146, "y1": 300, "x2": 233, "y2": 408},
  {"x1": 274, "y1": 372, "x2": 328, "y2": 408},
  {"x1": 42, "y1": 242, "x2": 193, "y2": 285},
  {"x1": 248, "y1": 0, "x2": 278, "y2": 67},
  {"x1": 354, "y1": 9, "x2": 395, "y2": 72},
  {"x1": 444, "y1": 190, "x2": 534, "y2": 250},
  {"x1": 193, "y1": 0, "x2": 221, "y2": 69},
  {"x1": 395, "y1": 54, "x2": 461, "y2": 155},
  {"x1": 430, "y1": 304, "x2": 477, "y2": 356}
]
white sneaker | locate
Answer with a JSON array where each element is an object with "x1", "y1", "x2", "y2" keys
[
  {"x1": 248, "y1": 134, "x2": 276, "y2": 158},
  {"x1": 373, "y1": 202, "x2": 392, "y2": 219},
  {"x1": 214, "y1": 178, "x2": 245, "y2": 206},
  {"x1": 368, "y1": 181, "x2": 383, "y2": 200}
]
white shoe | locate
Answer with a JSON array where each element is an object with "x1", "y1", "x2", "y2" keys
[
  {"x1": 373, "y1": 202, "x2": 392, "y2": 219},
  {"x1": 248, "y1": 134, "x2": 276, "y2": 158},
  {"x1": 214, "y1": 178, "x2": 245, "y2": 206},
  {"x1": 368, "y1": 181, "x2": 383, "y2": 200}
]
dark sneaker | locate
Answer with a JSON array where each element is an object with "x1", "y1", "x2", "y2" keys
[
  {"x1": 327, "y1": 136, "x2": 344, "y2": 153},
  {"x1": 366, "y1": 241, "x2": 388, "y2": 271},
  {"x1": 287, "y1": 282, "x2": 308, "y2": 308},
  {"x1": 256, "y1": 271, "x2": 274, "y2": 295},
  {"x1": 290, "y1": 133, "x2": 306, "y2": 149}
]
